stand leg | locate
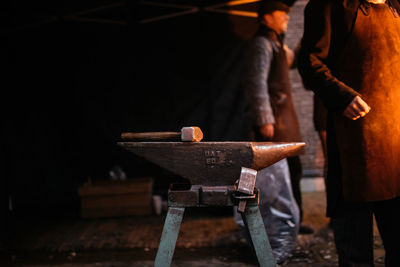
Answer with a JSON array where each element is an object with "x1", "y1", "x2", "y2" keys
[
  {"x1": 242, "y1": 205, "x2": 276, "y2": 267},
  {"x1": 154, "y1": 207, "x2": 185, "y2": 267}
]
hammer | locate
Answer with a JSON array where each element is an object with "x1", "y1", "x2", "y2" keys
[{"x1": 121, "y1": 126, "x2": 203, "y2": 142}]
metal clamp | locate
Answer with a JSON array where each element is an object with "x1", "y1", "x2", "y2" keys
[{"x1": 234, "y1": 167, "x2": 257, "y2": 213}]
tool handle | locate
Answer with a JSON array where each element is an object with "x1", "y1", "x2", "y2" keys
[{"x1": 121, "y1": 132, "x2": 181, "y2": 141}]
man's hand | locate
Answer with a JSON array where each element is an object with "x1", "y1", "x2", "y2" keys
[
  {"x1": 260, "y1": 123, "x2": 274, "y2": 140},
  {"x1": 284, "y1": 44, "x2": 295, "y2": 67},
  {"x1": 343, "y1": 96, "x2": 371, "y2": 120}
]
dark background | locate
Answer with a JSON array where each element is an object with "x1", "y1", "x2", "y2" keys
[{"x1": 3, "y1": 0, "x2": 278, "y2": 218}]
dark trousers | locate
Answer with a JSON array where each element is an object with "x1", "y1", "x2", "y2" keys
[
  {"x1": 331, "y1": 197, "x2": 400, "y2": 267},
  {"x1": 287, "y1": 155, "x2": 303, "y2": 222}
]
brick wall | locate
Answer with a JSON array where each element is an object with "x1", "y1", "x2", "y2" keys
[{"x1": 286, "y1": 0, "x2": 325, "y2": 177}]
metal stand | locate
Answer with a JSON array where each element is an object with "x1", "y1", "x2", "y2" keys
[
  {"x1": 242, "y1": 206, "x2": 275, "y2": 267},
  {"x1": 154, "y1": 207, "x2": 184, "y2": 267},
  {"x1": 154, "y1": 185, "x2": 276, "y2": 267}
]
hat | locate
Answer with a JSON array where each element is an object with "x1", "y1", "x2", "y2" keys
[{"x1": 258, "y1": 0, "x2": 291, "y2": 19}]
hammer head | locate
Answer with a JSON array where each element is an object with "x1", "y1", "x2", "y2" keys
[{"x1": 181, "y1": 127, "x2": 203, "y2": 142}]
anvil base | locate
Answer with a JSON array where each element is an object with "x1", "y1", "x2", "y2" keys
[{"x1": 154, "y1": 185, "x2": 276, "y2": 267}]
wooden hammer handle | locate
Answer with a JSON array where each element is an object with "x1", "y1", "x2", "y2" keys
[{"x1": 121, "y1": 132, "x2": 181, "y2": 141}]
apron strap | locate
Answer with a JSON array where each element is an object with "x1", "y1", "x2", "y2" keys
[
  {"x1": 359, "y1": 0, "x2": 370, "y2": 16},
  {"x1": 388, "y1": 0, "x2": 400, "y2": 17}
]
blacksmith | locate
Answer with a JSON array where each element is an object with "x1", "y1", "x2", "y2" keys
[
  {"x1": 298, "y1": 0, "x2": 400, "y2": 265},
  {"x1": 242, "y1": 0, "x2": 312, "y2": 235}
]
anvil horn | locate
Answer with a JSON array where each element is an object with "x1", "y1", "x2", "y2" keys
[
  {"x1": 118, "y1": 142, "x2": 305, "y2": 186},
  {"x1": 250, "y1": 142, "x2": 305, "y2": 170}
]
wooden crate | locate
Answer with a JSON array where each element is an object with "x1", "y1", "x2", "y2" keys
[{"x1": 78, "y1": 178, "x2": 153, "y2": 218}]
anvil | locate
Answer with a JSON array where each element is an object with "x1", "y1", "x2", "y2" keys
[
  {"x1": 118, "y1": 141, "x2": 305, "y2": 267},
  {"x1": 118, "y1": 141, "x2": 305, "y2": 185}
]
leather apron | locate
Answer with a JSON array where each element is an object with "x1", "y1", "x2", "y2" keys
[
  {"x1": 334, "y1": 2, "x2": 400, "y2": 202},
  {"x1": 267, "y1": 33, "x2": 302, "y2": 142}
]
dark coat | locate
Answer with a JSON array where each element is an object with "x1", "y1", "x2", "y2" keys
[
  {"x1": 298, "y1": 0, "x2": 361, "y2": 112},
  {"x1": 299, "y1": 0, "x2": 400, "y2": 214},
  {"x1": 299, "y1": 0, "x2": 400, "y2": 110}
]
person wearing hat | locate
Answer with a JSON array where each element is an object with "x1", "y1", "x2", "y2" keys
[
  {"x1": 298, "y1": 0, "x2": 400, "y2": 265},
  {"x1": 242, "y1": 0, "x2": 313, "y2": 235}
]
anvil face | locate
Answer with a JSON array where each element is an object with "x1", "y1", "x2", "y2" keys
[{"x1": 118, "y1": 142, "x2": 305, "y2": 186}]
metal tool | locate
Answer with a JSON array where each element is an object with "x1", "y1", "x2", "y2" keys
[{"x1": 119, "y1": 141, "x2": 305, "y2": 186}]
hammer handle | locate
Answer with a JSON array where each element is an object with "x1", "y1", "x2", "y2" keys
[{"x1": 121, "y1": 132, "x2": 181, "y2": 141}]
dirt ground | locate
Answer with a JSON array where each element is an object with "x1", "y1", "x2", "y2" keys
[{"x1": 0, "y1": 191, "x2": 385, "y2": 267}]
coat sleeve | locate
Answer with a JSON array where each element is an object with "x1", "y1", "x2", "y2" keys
[
  {"x1": 298, "y1": 0, "x2": 360, "y2": 112},
  {"x1": 242, "y1": 36, "x2": 275, "y2": 126}
]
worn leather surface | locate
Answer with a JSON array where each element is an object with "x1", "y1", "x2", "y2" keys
[{"x1": 334, "y1": 3, "x2": 400, "y2": 201}]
